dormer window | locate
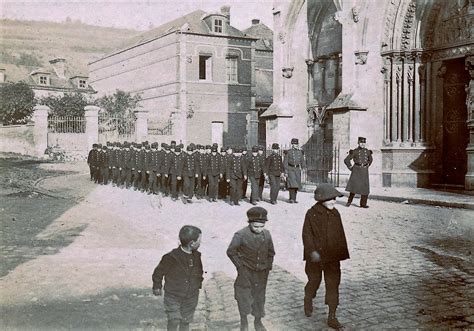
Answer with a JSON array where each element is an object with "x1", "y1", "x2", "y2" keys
[
  {"x1": 39, "y1": 75, "x2": 49, "y2": 85},
  {"x1": 214, "y1": 19, "x2": 223, "y2": 33},
  {"x1": 78, "y1": 79, "x2": 87, "y2": 88}
]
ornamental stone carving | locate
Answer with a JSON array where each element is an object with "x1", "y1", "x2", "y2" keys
[
  {"x1": 282, "y1": 66, "x2": 294, "y2": 78},
  {"x1": 354, "y1": 50, "x2": 369, "y2": 65}
]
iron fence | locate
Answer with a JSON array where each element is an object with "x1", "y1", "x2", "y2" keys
[
  {"x1": 99, "y1": 113, "x2": 136, "y2": 143},
  {"x1": 265, "y1": 141, "x2": 340, "y2": 186},
  {"x1": 148, "y1": 119, "x2": 173, "y2": 136},
  {"x1": 48, "y1": 116, "x2": 86, "y2": 133}
]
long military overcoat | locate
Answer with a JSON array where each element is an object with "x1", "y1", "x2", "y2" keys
[{"x1": 344, "y1": 147, "x2": 373, "y2": 195}]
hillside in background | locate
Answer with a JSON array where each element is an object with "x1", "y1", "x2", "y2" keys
[{"x1": 0, "y1": 19, "x2": 139, "y2": 75}]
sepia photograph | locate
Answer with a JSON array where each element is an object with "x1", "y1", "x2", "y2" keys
[{"x1": 0, "y1": 0, "x2": 473, "y2": 330}]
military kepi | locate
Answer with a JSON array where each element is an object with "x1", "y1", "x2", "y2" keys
[
  {"x1": 271, "y1": 143, "x2": 279, "y2": 149},
  {"x1": 247, "y1": 206, "x2": 268, "y2": 223},
  {"x1": 358, "y1": 137, "x2": 366, "y2": 143},
  {"x1": 314, "y1": 184, "x2": 343, "y2": 202},
  {"x1": 291, "y1": 138, "x2": 299, "y2": 144}
]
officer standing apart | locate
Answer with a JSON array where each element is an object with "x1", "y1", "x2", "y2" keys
[
  {"x1": 302, "y1": 184, "x2": 349, "y2": 330},
  {"x1": 344, "y1": 136, "x2": 373, "y2": 208},
  {"x1": 227, "y1": 207, "x2": 275, "y2": 331},
  {"x1": 283, "y1": 138, "x2": 306, "y2": 203},
  {"x1": 265, "y1": 143, "x2": 285, "y2": 204}
]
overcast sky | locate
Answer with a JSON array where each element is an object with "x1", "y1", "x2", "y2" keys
[{"x1": 1, "y1": 0, "x2": 275, "y2": 31}]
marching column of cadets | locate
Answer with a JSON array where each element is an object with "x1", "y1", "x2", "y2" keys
[{"x1": 87, "y1": 139, "x2": 307, "y2": 205}]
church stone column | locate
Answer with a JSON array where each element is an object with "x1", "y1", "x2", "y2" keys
[{"x1": 465, "y1": 56, "x2": 474, "y2": 190}]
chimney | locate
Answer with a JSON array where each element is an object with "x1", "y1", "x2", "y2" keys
[
  {"x1": 49, "y1": 58, "x2": 66, "y2": 79},
  {"x1": 252, "y1": 19, "x2": 260, "y2": 25},
  {"x1": 220, "y1": 5, "x2": 230, "y2": 22}
]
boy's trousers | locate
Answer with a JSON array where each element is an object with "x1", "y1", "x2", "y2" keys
[
  {"x1": 234, "y1": 266, "x2": 269, "y2": 318},
  {"x1": 304, "y1": 260, "x2": 341, "y2": 307},
  {"x1": 164, "y1": 293, "x2": 199, "y2": 324}
]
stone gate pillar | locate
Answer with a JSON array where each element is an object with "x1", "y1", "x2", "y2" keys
[
  {"x1": 84, "y1": 105, "x2": 99, "y2": 150},
  {"x1": 32, "y1": 105, "x2": 50, "y2": 157},
  {"x1": 134, "y1": 110, "x2": 148, "y2": 143}
]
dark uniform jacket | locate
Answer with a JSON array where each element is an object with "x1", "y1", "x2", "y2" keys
[
  {"x1": 247, "y1": 154, "x2": 265, "y2": 178},
  {"x1": 302, "y1": 203, "x2": 350, "y2": 263},
  {"x1": 152, "y1": 247, "x2": 203, "y2": 299},
  {"x1": 127, "y1": 149, "x2": 139, "y2": 169},
  {"x1": 87, "y1": 149, "x2": 99, "y2": 167},
  {"x1": 109, "y1": 149, "x2": 119, "y2": 168},
  {"x1": 207, "y1": 153, "x2": 222, "y2": 176},
  {"x1": 148, "y1": 150, "x2": 161, "y2": 172},
  {"x1": 183, "y1": 153, "x2": 200, "y2": 177},
  {"x1": 265, "y1": 152, "x2": 284, "y2": 176},
  {"x1": 194, "y1": 153, "x2": 208, "y2": 176},
  {"x1": 344, "y1": 147, "x2": 373, "y2": 195},
  {"x1": 98, "y1": 150, "x2": 108, "y2": 167},
  {"x1": 120, "y1": 149, "x2": 131, "y2": 169},
  {"x1": 227, "y1": 155, "x2": 248, "y2": 179},
  {"x1": 169, "y1": 153, "x2": 184, "y2": 175},
  {"x1": 227, "y1": 226, "x2": 275, "y2": 272},
  {"x1": 161, "y1": 151, "x2": 172, "y2": 174}
]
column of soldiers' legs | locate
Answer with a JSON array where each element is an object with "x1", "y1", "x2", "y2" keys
[
  {"x1": 241, "y1": 178, "x2": 248, "y2": 201},
  {"x1": 230, "y1": 178, "x2": 243, "y2": 206},
  {"x1": 182, "y1": 175, "x2": 194, "y2": 203},
  {"x1": 170, "y1": 175, "x2": 180, "y2": 201},
  {"x1": 140, "y1": 170, "x2": 148, "y2": 192},
  {"x1": 147, "y1": 171, "x2": 156, "y2": 194},
  {"x1": 162, "y1": 174, "x2": 170, "y2": 197},
  {"x1": 125, "y1": 168, "x2": 133, "y2": 189},
  {"x1": 218, "y1": 176, "x2": 227, "y2": 200},
  {"x1": 208, "y1": 175, "x2": 219, "y2": 202},
  {"x1": 249, "y1": 177, "x2": 259, "y2": 205},
  {"x1": 132, "y1": 169, "x2": 141, "y2": 190},
  {"x1": 268, "y1": 175, "x2": 280, "y2": 204},
  {"x1": 258, "y1": 176, "x2": 264, "y2": 202}
]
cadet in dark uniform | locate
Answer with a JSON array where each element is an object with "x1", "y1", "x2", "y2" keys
[
  {"x1": 247, "y1": 146, "x2": 266, "y2": 205},
  {"x1": 241, "y1": 147, "x2": 250, "y2": 200},
  {"x1": 302, "y1": 184, "x2": 349, "y2": 330},
  {"x1": 169, "y1": 146, "x2": 184, "y2": 201},
  {"x1": 265, "y1": 143, "x2": 284, "y2": 204},
  {"x1": 161, "y1": 143, "x2": 172, "y2": 196},
  {"x1": 147, "y1": 143, "x2": 160, "y2": 194},
  {"x1": 87, "y1": 144, "x2": 99, "y2": 181},
  {"x1": 207, "y1": 145, "x2": 222, "y2": 202},
  {"x1": 195, "y1": 145, "x2": 208, "y2": 199},
  {"x1": 110, "y1": 142, "x2": 121, "y2": 186},
  {"x1": 227, "y1": 207, "x2": 275, "y2": 331},
  {"x1": 283, "y1": 138, "x2": 306, "y2": 203},
  {"x1": 218, "y1": 147, "x2": 229, "y2": 200},
  {"x1": 122, "y1": 142, "x2": 133, "y2": 188},
  {"x1": 344, "y1": 137, "x2": 373, "y2": 208},
  {"x1": 257, "y1": 146, "x2": 265, "y2": 201},
  {"x1": 226, "y1": 147, "x2": 247, "y2": 206},
  {"x1": 99, "y1": 145, "x2": 109, "y2": 185},
  {"x1": 182, "y1": 145, "x2": 200, "y2": 204}
]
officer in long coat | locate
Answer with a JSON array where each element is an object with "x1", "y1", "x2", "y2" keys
[
  {"x1": 265, "y1": 143, "x2": 284, "y2": 204},
  {"x1": 227, "y1": 207, "x2": 275, "y2": 331},
  {"x1": 207, "y1": 145, "x2": 222, "y2": 202},
  {"x1": 344, "y1": 137, "x2": 373, "y2": 208},
  {"x1": 226, "y1": 147, "x2": 247, "y2": 206},
  {"x1": 161, "y1": 143, "x2": 172, "y2": 196},
  {"x1": 247, "y1": 146, "x2": 266, "y2": 205},
  {"x1": 182, "y1": 145, "x2": 200, "y2": 204},
  {"x1": 283, "y1": 138, "x2": 306, "y2": 203},
  {"x1": 302, "y1": 184, "x2": 349, "y2": 330},
  {"x1": 169, "y1": 146, "x2": 184, "y2": 201}
]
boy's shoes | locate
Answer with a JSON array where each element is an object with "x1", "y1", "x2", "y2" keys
[
  {"x1": 360, "y1": 205, "x2": 369, "y2": 208},
  {"x1": 250, "y1": 201, "x2": 257, "y2": 205},
  {"x1": 304, "y1": 298, "x2": 313, "y2": 317},
  {"x1": 254, "y1": 317, "x2": 267, "y2": 331},
  {"x1": 327, "y1": 317, "x2": 343, "y2": 330}
]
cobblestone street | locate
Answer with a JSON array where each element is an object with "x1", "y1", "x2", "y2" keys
[{"x1": 1, "y1": 168, "x2": 473, "y2": 330}]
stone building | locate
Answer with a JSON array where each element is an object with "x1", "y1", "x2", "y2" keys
[
  {"x1": 268, "y1": 0, "x2": 473, "y2": 190},
  {"x1": 89, "y1": 7, "x2": 258, "y2": 147},
  {"x1": 243, "y1": 19, "x2": 274, "y2": 146},
  {"x1": 0, "y1": 58, "x2": 94, "y2": 98}
]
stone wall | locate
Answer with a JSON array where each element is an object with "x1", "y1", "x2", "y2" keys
[{"x1": 0, "y1": 124, "x2": 36, "y2": 156}]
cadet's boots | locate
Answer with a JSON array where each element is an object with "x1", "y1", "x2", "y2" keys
[
  {"x1": 240, "y1": 316, "x2": 249, "y2": 331},
  {"x1": 304, "y1": 297, "x2": 313, "y2": 317},
  {"x1": 254, "y1": 317, "x2": 267, "y2": 331},
  {"x1": 328, "y1": 308, "x2": 343, "y2": 330}
]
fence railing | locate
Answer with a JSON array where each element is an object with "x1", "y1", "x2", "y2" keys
[
  {"x1": 265, "y1": 141, "x2": 340, "y2": 186},
  {"x1": 148, "y1": 119, "x2": 173, "y2": 136},
  {"x1": 48, "y1": 116, "x2": 86, "y2": 134},
  {"x1": 99, "y1": 113, "x2": 136, "y2": 143}
]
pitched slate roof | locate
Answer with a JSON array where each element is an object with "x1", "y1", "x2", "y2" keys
[
  {"x1": 118, "y1": 10, "x2": 248, "y2": 52},
  {"x1": 0, "y1": 62, "x2": 93, "y2": 92},
  {"x1": 242, "y1": 23, "x2": 273, "y2": 51}
]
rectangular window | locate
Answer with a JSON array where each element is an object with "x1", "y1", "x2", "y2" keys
[
  {"x1": 199, "y1": 55, "x2": 212, "y2": 81},
  {"x1": 214, "y1": 19, "x2": 223, "y2": 33},
  {"x1": 78, "y1": 79, "x2": 87, "y2": 88},
  {"x1": 226, "y1": 57, "x2": 238, "y2": 83},
  {"x1": 39, "y1": 75, "x2": 48, "y2": 85}
]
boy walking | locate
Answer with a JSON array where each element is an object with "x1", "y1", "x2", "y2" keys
[
  {"x1": 302, "y1": 184, "x2": 350, "y2": 330},
  {"x1": 152, "y1": 225, "x2": 204, "y2": 331},
  {"x1": 227, "y1": 207, "x2": 275, "y2": 331}
]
